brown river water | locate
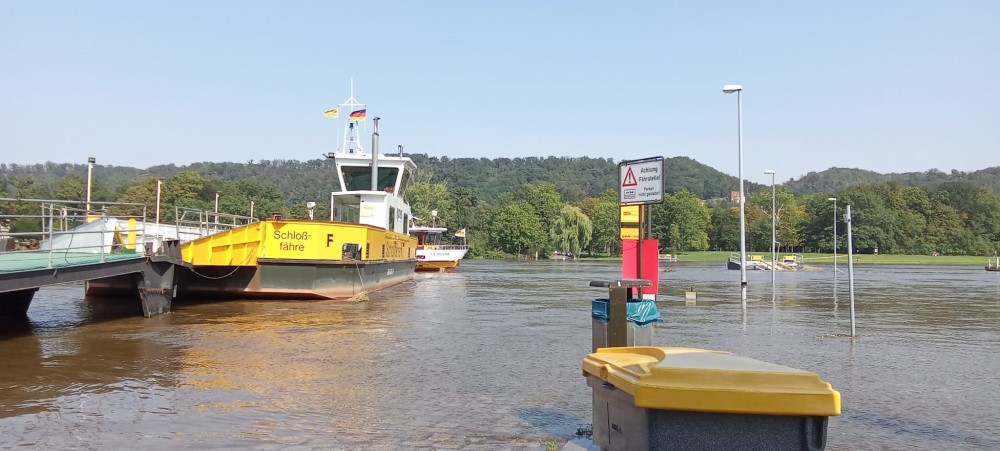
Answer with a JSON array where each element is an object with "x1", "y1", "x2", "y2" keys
[{"x1": 1, "y1": 260, "x2": 998, "y2": 450}]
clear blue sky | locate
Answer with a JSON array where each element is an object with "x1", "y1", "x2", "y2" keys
[{"x1": 2, "y1": 1, "x2": 997, "y2": 184}]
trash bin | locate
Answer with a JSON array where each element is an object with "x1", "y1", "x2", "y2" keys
[
  {"x1": 591, "y1": 297, "x2": 660, "y2": 351},
  {"x1": 583, "y1": 346, "x2": 841, "y2": 451},
  {"x1": 590, "y1": 279, "x2": 659, "y2": 352}
]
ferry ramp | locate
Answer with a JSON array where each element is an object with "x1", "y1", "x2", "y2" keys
[{"x1": 0, "y1": 198, "x2": 192, "y2": 319}]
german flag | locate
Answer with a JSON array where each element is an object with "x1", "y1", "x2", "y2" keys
[{"x1": 349, "y1": 109, "x2": 366, "y2": 121}]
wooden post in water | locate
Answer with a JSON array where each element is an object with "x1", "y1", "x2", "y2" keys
[{"x1": 845, "y1": 205, "x2": 856, "y2": 337}]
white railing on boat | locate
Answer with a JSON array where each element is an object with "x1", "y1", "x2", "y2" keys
[{"x1": 420, "y1": 244, "x2": 468, "y2": 251}]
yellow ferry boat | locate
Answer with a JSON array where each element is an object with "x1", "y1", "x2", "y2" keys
[{"x1": 176, "y1": 91, "x2": 418, "y2": 300}]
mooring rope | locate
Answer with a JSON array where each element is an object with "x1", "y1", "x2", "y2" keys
[{"x1": 346, "y1": 257, "x2": 369, "y2": 302}]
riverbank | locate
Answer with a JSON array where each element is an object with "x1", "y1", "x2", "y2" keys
[{"x1": 572, "y1": 251, "x2": 991, "y2": 266}]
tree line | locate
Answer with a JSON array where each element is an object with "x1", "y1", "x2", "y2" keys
[
  {"x1": 2, "y1": 159, "x2": 998, "y2": 257},
  {"x1": 409, "y1": 179, "x2": 1000, "y2": 258}
]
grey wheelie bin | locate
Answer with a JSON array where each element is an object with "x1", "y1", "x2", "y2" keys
[{"x1": 583, "y1": 346, "x2": 841, "y2": 451}]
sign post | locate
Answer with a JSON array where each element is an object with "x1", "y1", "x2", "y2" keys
[{"x1": 618, "y1": 157, "x2": 665, "y2": 300}]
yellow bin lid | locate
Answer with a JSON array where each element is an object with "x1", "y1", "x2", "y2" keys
[{"x1": 583, "y1": 347, "x2": 841, "y2": 416}]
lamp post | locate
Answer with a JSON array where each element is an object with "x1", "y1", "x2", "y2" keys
[
  {"x1": 155, "y1": 179, "x2": 162, "y2": 224},
  {"x1": 828, "y1": 197, "x2": 838, "y2": 278},
  {"x1": 431, "y1": 209, "x2": 438, "y2": 228},
  {"x1": 723, "y1": 84, "x2": 747, "y2": 305},
  {"x1": 86, "y1": 157, "x2": 95, "y2": 212},
  {"x1": 764, "y1": 169, "x2": 776, "y2": 290}
]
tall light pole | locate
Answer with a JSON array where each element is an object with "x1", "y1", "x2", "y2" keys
[
  {"x1": 723, "y1": 84, "x2": 747, "y2": 305},
  {"x1": 828, "y1": 197, "x2": 838, "y2": 278},
  {"x1": 431, "y1": 209, "x2": 438, "y2": 227},
  {"x1": 155, "y1": 179, "x2": 162, "y2": 224},
  {"x1": 764, "y1": 169, "x2": 776, "y2": 290},
  {"x1": 86, "y1": 157, "x2": 96, "y2": 212}
]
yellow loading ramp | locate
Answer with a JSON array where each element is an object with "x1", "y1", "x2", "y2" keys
[{"x1": 583, "y1": 346, "x2": 841, "y2": 451}]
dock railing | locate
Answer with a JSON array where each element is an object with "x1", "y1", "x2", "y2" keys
[
  {"x1": 0, "y1": 199, "x2": 259, "y2": 271},
  {"x1": 0, "y1": 197, "x2": 149, "y2": 268}
]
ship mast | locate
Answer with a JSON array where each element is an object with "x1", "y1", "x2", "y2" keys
[{"x1": 339, "y1": 79, "x2": 367, "y2": 154}]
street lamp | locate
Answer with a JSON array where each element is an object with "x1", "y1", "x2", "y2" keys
[
  {"x1": 828, "y1": 197, "x2": 838, "y2": 278},
  {"x1": 764, "y1": 169, "x2": 776, "y2": 290},
  {"x1": 723, "y1": 84, "x2": 747, "y2": 305},
  {"x1": 155, "y1": 179, "x2": 162, "y2": 224},
  {"x1": 431, "y1": 209, "x2": 438, "y2": 228},
  {"x1": 86, "y1": 157, "x2": 95, "y2": 212}
]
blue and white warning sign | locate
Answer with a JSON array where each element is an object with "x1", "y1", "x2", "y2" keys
[{"x1": 619, "y1": 157, "x2": 664, "y2": 205}]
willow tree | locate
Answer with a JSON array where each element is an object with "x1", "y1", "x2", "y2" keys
[
  {"x1": 549, "y1": 204, "x2": 592, "y2": 257},
  {"x1": 586, "y1": 190, "x2": 621, "y2": 256}
]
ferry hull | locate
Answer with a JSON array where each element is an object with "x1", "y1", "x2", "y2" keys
[{"x1": 177, "y1": 259, "x2": 415, "y2": 300}]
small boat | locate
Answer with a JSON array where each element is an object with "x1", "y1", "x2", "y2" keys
[
  {"x1": 410, "y1": 226, "x2": 468, "y2": 272},
  {"x1": 550, "y1": 251, "x2": 574, "y2": 260},
  {"x1": 987, "y1": 257, "x2": 1000, "y2": 272},
  {"x1": 175, "y1": 88, "x2": 418, "y2": 299}
]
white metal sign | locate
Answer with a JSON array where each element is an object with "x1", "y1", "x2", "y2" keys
[{"x1": 619, "y1": 157, "x2": 664, "y2": 205}]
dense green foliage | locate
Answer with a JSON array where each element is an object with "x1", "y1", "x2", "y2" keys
[
  {"x1": 2, "y1": 159, "x2": 998, "y2": 257},
  {"x1": 786, "y1": 167, "x2": 1000, "y2": 196}
]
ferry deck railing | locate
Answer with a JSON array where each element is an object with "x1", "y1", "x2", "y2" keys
[{"x1": 173, "y1": 207, "x2": 257, "y2": 242}]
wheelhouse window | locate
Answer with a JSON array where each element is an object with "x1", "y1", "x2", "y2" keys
[{"x1": 341, "y1": 166, "x2": 399, "y2": 192}]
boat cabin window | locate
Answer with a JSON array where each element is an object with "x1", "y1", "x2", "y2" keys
[
  {"x1": 341, "y1": 166, "x2": 399, "y2": 192},
  {"x1": 398, "y1": 169, "x2": 412, "y2": 196},
  {"x1": 332, "y1": 198, "x2": 360, "y2": 223},
  {"x1": 389, "y1": 207, "x2": 396, "y2": 231}
]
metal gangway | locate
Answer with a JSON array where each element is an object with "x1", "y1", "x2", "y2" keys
[{"x1": 0, "y1": 198, "x2": 255, "y2": 318}]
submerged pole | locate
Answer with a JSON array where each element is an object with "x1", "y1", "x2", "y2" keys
[{"x1": 846, "y1": 205, "x2": 856, "y2": 337}]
